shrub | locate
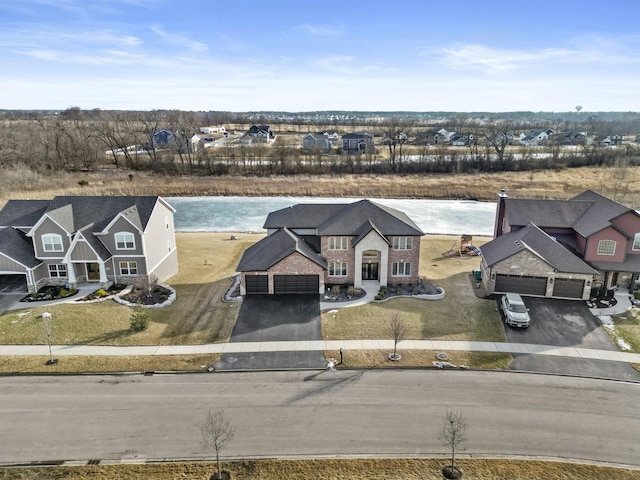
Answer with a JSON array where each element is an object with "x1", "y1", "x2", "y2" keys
[
  {"x1": 95, "y1": 288, "x2": 109, "y2": 298},
  {"x1": 375, "y1": 294, "x2": 383, "y2": 301},
  {"x1": 130, "y1": 307, "x2": 150, "y2": 332},
  {"x1": 347, "y1": 286, "x2": 355, "y2": 297},
  {"x1": 59, "y1": 288, "x2": 70, "y2": 297},
  {"x1": 160, "y1": 293, "x2": 168, "y2": 301},
  {"x1": 78, "y1": 179, "x2": 89, "y2": 187},
  {"x1": 634, "y1": 291, "x2": 640, "y2": 300},
  {"x1": 332, "y1": 285, "x2": 341, "y2": 295}
]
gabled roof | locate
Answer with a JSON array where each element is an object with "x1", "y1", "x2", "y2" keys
[
  {"x1": 481, "y1": 223, "x2": 598, "y2": 275},
  {"x1": 43, "y1": 196, "x2": 160, "y2": 233},
  {"x1": 236, "y1": 228, "x2": 326, "y2": 271},
  {"x1": 505, "y1": 190, "x2": 637, "y2": 238},
  {"x1": 570, "y1": 190, "x2": 635, "y2": 237},
  {"x1": 351, "y1": 219, "x2": 391, "y2": 247}
]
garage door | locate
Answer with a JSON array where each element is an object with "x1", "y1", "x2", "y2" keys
[
  {"x1": 553, "y1": 279, "x2": 585, "y2": 298},
  {"x1": 245, "y1": 275, "x2": 269, "y2": 294},
  {"x1": 494, "y1": 274, "x2": 547, "y2": 296},
  {"x1": 273, "y1": 275, "x2": 319, "y2": 294},
  {"x1": 0, "y1": 274, "x2": 28, "y2": 293}
]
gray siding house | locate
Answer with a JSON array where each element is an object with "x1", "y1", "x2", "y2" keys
[{"x1": 0, "y1": 196, "x2": 178, "y2": 292}]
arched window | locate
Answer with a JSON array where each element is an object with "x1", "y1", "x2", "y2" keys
[
  {"x1": 597, "y1": 240, "x2": 616, "y2": 256},
  {"x1": 115, "y1": 232, "x2": 135, "y2": 250},
  {"x1": 42, "y1": 233, "x2": 63, "y2": 252}
]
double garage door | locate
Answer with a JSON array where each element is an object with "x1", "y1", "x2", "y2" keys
[
  {"x1": 245, "y1": 274, "x2": 319, "y2": 295},
  {"x1": 495, "y1": 274, "x2": 585, "y2": 298}
]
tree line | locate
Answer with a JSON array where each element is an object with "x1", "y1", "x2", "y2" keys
[{"x1": 0, "y1": 108, "x2": 638, "y2": 178}]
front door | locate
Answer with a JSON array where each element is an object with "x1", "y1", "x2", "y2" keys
[
  {"x1": 362, "y1": 263, "x2": 379, "y2": 281},
  {"x1": 86, "y1": 263, "x2": 100, "y2": 281}
]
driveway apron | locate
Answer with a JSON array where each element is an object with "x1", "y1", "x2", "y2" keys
[
  {"x1": 503, "y1": 297, "x2": 640, "y2": 380},
  {"x1": 214, "y1": 294, "x2": 326, "y2": 371}
]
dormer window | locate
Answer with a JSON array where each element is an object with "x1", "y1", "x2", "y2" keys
[
  {"x1": 42, "y1": 233, "x2": 63, "y2": 252},
  {"x1": 115, "y1": 232, "x2": 135, "y2": 250},
  {"x1": 597, "y1": 240, "x2": 616, "y2": 256}
]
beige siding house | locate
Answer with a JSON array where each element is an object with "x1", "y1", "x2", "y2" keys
[{"x1": 0, "y1": 196, "x2": 177, "y2": 292}]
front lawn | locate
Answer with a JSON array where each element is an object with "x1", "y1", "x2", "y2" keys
[
  {"x1": 607, "y1": 307, "x2": 640, "y2": 353},
  {"x1": 323, "y1": 236, "x2": 505, "y2": 343}
]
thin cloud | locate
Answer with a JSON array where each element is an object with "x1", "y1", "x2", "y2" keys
[
  {"x1": 149, "y1": 25, "x2": 208, "y2": 52},
  {"x1": 299, "y1": 23, "x2": 343, "y2": 37}
]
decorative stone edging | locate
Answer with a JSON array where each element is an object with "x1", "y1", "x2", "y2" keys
[
  {"x1": 375, "y1": 287, "x2": 445, "y2": 303},
  {"x1": 112, "y1": 285, "x2": 177, "y2": 309}
]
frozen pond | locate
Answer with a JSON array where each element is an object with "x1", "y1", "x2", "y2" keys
[{"x1": 166, "y1": 196, "x2": 497, "y2": 236}]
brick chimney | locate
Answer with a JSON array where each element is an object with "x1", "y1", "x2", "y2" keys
[{"x1": 494, "y1": 188, "x2": 508, "y2": 238}]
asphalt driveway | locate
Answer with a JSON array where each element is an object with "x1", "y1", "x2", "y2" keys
[
  {"x1": 499, "y1": 296, "x2": 640, "y2": 380},
  {"x1": 214, "y1": 294, "x2": 326, "y2": 371}
]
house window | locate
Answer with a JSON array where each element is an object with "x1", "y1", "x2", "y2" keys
[
  {"x1": 42, "y1": 233, "x2": 63, "y2": 252},
  {"x1": 115, "y1": 232, "x2": 135, "y2": 250},
  {"x1": 48, "y1": 264, "x2": 67, "y2": 278},
  {"x1": 392, "y1": 237, "x2": 413, "y2": 250},
  {"x1": 363, "y1": 249, "x2": 378, "y2": 257},
  {"x1": 165, "y1": 217, "x2": 170, "y2": 230},
  {"x1": 119, "y1": 261, "x2": 138, "y2": 275},
  {"x1": 392, "y1": 261, "x2": 411, "y2": 276},
  {"x1": 633, "y1": 233, "x2": 640, "y2": 251},
  {"x1": 328, "y1": 237, "x2": 348, "y2": 250},
  {"x1": 168, "y1": 240, "x2": 172, "y2": 251},
  {"x1": 329, "y1": 262, "x2": 347, "y2": 276},
  {"x1": 597, "y1": 240, "x2": 616, "y2": 256}
]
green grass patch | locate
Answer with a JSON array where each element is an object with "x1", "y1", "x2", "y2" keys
[{"x1": 608, "y1": 308, "x2": 640, "y2": 353}]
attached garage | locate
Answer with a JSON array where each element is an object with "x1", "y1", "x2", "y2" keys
[
  {"x1": 552, "y1": 278, "x2": 585, "y2": 299},
  {"x1": 494, "y1": 274, "x2": 547, "y2": 296},
  {"x1": 244, "y1": 275, "x2": 269, "y2": 295},
  {"x1": 273, "y1": 275, "x2": 319, "y2": 294},
  {"x1": 0, "y1": 273, "x2": 28, "y2": 293}
]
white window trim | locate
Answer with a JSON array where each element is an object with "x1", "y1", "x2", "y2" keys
[
  {"x1": 597, "y1": 240, "x2": 616, "y2": 256},
  {"x1": 328, "y1": 236, "x2": 348, "y2": 250},
  {"x1": 633, "y1": 233, "x2": 640, "y2": 251},
  {"x1": 42, "y1": 233, "x2": 63, "y2": 252},
  {"x1": 115, "y1": 232, "x2": 136, "y2": 250},
  {"x1": 329, "y1": 261, "x2": 348, "y2": 276},
  {"x1": 393, "y1": 236, "x2": 413, "y2": 250},
  {"x1": 48, "y1": 264, "x2": 67, "y2": 278},
  {"x1": 392, "y1": 261, "x2": 411, "y2": 276},
  {"x1": 119, "y1": 261, "x2": 138, "y2": 275}
]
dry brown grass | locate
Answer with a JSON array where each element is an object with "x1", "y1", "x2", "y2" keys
[
  {"x1": 0, "y1": 354, "x2": 219, "y2": 374},
  {"x1": 3, "y1": 165, "x2": 640, "y2": 206},
  {"x1": 1, "y1": 458, "x2": 637, "y2": 479}
]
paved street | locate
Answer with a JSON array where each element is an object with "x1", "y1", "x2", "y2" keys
[{"x1": 0, "y1": 370, "x2": 638, "y2": 467}]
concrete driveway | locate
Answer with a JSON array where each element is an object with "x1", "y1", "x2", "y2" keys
[
  {"x1": 214, "y1": 294, "x2": 326, "y2": 371},
  {"x1": 0, "y1": 275, "x2": 28, "y2": 314},
  {"x1": 499, "y1": 296, "x2": 640, "y2": 380}
]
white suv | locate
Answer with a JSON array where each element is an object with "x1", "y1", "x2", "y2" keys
[{"x1": 500, "y1": 293, "x2": 530, "y2": 328}]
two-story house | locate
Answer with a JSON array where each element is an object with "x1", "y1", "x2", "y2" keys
[
  {"x1": 479, "y1": 190, "x2": 640, "y2": 300},
  {"x1": 341, "y1": 132, "x2": 374, "y2": 154},
  {"x1": 244, "y1": 125, "x2": 276, "y2": 144},
  {"x1": 236, "y1": 200, "x2": 424, "y2": 295},
  {"x1": 0, "y1": 196, "x2": 178, "y2": 292},
  {"x1": 519, "y1": 128, "x2": 555, "y2": 147},
  {"x1": 302, "y1": 132, "x2": 331, "y2": 151}
]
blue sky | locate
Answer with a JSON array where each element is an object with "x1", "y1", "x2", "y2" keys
[{"x1": 1, "y1": 0, "x2": 639, "y2": 112}]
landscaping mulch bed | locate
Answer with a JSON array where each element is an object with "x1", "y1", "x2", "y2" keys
[
  {"x1": 77, "y1": 283, "x2": 128, "y2": 302},
  {"x1": 120, "y1": 285, "x2": 172, "y2": 306},
  {"x1": 20, "y1": 285, "x2": 78, "y2": 303},
  {"x1": 377, "y1": 280, "x2": 441, "y2": 300}
]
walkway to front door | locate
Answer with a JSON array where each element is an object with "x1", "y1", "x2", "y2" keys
[{"x1": 362, "y1": 263, "x2": 379, "y2": 281}]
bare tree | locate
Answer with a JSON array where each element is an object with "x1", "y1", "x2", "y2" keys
[
  {"x1": 388, "y1": 312, "x2": 407, "y2": 361},
  {"x1": 483, "y1": 119, "x2": 514, "y2": 163},
  {"x1": 201, "y1": 408, "x2": 235, "y2": 480},
  {"x1": 438, "y1": 409, "x2": 469, "y2": 478}
]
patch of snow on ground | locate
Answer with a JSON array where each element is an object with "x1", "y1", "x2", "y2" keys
[
  {"x1": 617, "y1": 339, "x2": 632, "y2": 350},
  {"x1": 598, "y1": 315, "x2": 614, "y2": 326}
]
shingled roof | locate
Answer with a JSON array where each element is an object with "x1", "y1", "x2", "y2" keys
[
  {"x1": 504, "y1": 190, "x2": 636, "y2": 237},
  {"x1": 264, "y1": 200, "x2": 423, "y2": 237},
  {"x1": 481, "y1": 223, "x2": 598, "y2": 275},
  {"x1": 237, "y1": 228, "x2": 326, "y2": 271}
]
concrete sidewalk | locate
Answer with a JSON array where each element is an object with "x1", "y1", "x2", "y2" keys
[{"x1": 2, "y1": 339, "x2": 639, "y2": 364}]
